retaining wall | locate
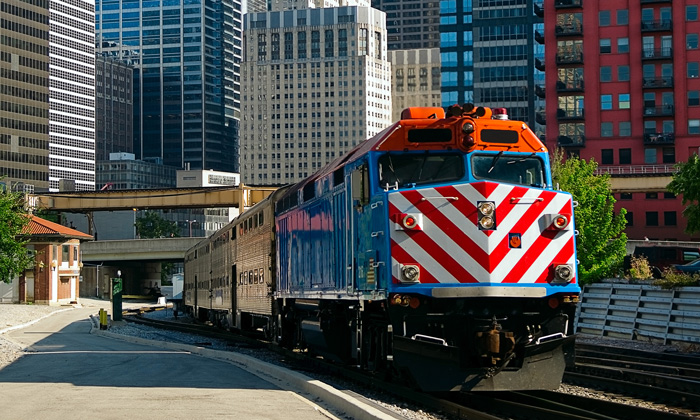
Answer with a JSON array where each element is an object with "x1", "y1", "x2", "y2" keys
[{"x1": 575, "y1": 281, "x2": 700, "y2": 345}]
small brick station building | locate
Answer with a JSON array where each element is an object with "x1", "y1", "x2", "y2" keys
[{"x1": 18, "y1": 216, "x2": 93, "y2": 305}]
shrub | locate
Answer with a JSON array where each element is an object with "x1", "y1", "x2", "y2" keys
[
  {"x1": 653, "y1": 268, "x2": 700, "y2": 289},
  {"x1": 628, "y1": 255, "x2": 653, "y2": 280}
]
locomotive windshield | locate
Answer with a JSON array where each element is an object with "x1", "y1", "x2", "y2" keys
[
  {"x1": 471, "y1": 153, "x2": 545, "y2": 187},
  {"x1": 378, "y1": 153, "x2": 464, "y2": 189}
]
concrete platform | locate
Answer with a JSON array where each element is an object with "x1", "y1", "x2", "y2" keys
[{"x1": 0, "y1": 299, "x2": 402, "y2": 420}]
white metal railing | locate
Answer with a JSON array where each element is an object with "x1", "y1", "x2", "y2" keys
[{"x1": 595, "y1": 164, "x2": 676, "y2": 176}]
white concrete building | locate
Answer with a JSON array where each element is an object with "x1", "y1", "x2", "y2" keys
[
  {"x1": 49, "y1": 0, "x2": 96, "y2": 191},
  {"x1": 388, "y1": 48, "x2": 442, "y2": 122},
  {"x1": 241, "y1": 4, "x2": 391, "y2": 185}
]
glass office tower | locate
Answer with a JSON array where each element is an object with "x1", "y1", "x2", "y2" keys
[{"x1": 96, "y1": 0, "x2": 241, "y2": 173}]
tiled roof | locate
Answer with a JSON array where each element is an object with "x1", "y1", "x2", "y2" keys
[{"x1": 24, "y1": 216, "x2": 93, "y2": 240}]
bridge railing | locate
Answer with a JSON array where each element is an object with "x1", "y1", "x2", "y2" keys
[{"x1": 595, "y1": 164, "x2": 676, "y2": 176}]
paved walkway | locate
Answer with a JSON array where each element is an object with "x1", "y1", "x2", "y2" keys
[{"x1": 0, "y1": 298, "x2": 401, "y2": 420}]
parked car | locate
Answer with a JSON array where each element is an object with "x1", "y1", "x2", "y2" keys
[{"x1": 673, "y1": 258, "x2": 700, "y2": 273}]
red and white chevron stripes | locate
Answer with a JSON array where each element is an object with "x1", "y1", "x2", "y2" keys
[{"x1": 389, "y1": 181, "x2": 576, "y2": 285}]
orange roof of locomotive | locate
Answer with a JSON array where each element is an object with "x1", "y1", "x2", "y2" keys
[{"x1": 305, "y1": 107, "x2": 548, "y2": 187}]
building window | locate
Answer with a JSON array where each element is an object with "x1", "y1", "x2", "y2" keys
[
  {"x1": 646, "y1": 212, "x2": 659, "y2": 227},
  {"x1": 600, "y1": 39, "x2": 611, "y2": 54},
  {"x1": 620, "y1": 193, "x2": 633, "y2": 200},
  {"x1": 617, "y1": 37, "x2": 629, "y2": 53},
  {"x1": 619, "y1": 121, "x2": 631, "y2": 136},
  {"x1": 311, "y1": 31, "x2": 320, "y2": 58},
  {"x1": 619, "y1": 93, "x2": 630, "y2": 109},
  {"x1": 664, "y1": 211, "x2": 677, "y2": 226},
  {"x1": 625, "y1": 211, "x2": 633, "y2": 227},
  {"x1": 600, "y1": 66, "x2": 612, "y2": 82},
  {"x1": 688, "y1": 5, "x2": 698, "y2": 22},
  {"x1": 688, "y1": 62, "x2": 699, "y2": 78},
  {"x1": 664, "y1": 192, "x2": 675, "y2": 199},
  {"x1": 602, "y1": 149, "x2": 613, "y2": 164},
  {"x1": 619, "y1": 148, "x2": 631, "y2": 164},
  {"x1": 689, "y1": 119, "x2": 700, "y2": 134},
  {"x1": 441, "y1": 32, "x2": 457, "y2": 47},
  {"x1": 599, "y1": 11, "x2": 610, "y2": 26},
  {"x1": 601, "y1": 122, "x2": 613, "y2": 137},
  {"x1": 298, "y1": 31, "x2": 307, "y2": 59},
  {"x1": 325, "y1": 30, "x2": 334, "y2": 58},
  {"x1": 690, "y1": 91, "x2": 700, "y2": 106},
  {"x1": 601, "y1": 94, "x2": 612, "y2": 110},
  {"x1": 617, "y1": 10, "x2": 628, "y2": 25},
  {"x1": 644, "y1": 148, "x2": 657, "y2": 164},
  {"x1": 688, "y1": 34, "x2": 699, "y2": 50},
  {"x1": 618, "y1": 65, "x2": 629, "y2": 81},
  {"x1": 662, "y1": 147, "x2": 675, "y2": 163},
  {"x1": 646, "y1": 192, "x2": 658, "y2": 199}
]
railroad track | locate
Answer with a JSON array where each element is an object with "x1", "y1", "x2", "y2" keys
[
  {"x1": 566, "y1": 343, "x2": 700, "y2": 414},
  {"x1": 119, "y1": 311, "x2": 699, "y2": 420}
]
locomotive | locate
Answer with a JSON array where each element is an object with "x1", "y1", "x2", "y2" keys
[{"x1": 184, "y1": 105, "x2": 580, "y2": 392}]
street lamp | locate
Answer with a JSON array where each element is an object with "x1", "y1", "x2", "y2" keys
[{"x1": 186, "y1": 220, "x2": 197, "y2": 237}]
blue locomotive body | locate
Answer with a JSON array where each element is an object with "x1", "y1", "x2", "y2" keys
[{"x1": 186, "y1": 106, "x2": 581, "y2": 391}]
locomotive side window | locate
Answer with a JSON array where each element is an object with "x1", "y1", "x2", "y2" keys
[
  {"x1": 378, "y1": 153, "x2": 464, "y2": 188},
  {"x1": 351, "y1": 164, "x2": 369, "y2": 206},
  {"x1": 471, "y1": 153, "x2": 545, "y2": 187}
]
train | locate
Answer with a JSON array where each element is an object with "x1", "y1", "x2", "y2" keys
[{"x1": 184, "y1": 105, "x2": 581, "y2": 392}]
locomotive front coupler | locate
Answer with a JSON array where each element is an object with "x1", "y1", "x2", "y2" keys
[{"x1": 474, "y1": 316, "x2": 516, "y2": 367}]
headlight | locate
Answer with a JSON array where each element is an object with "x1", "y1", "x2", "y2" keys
[
  {"x1": 401, "y1": 264, "x2": 420, "y2": 282},
  {"x1": 553, "y1": 264, "x2": 574, "y2": 283},
  {"x1": 479, "y1": 216, "x2": 495, "y2": 229},
  {"x1": 478, "y1": 201, "x2": 495, "y2": 215},
  {"x1": 477, "y1": 201, "x2": 496, "y2": 230}
]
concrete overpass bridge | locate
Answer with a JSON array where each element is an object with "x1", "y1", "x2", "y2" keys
[
  {"x1": 79, "y1": 237, "x2": 202, "y2": 299},
  {"x1": 28, "y1": 185, "x2": 278, "y2": 213}
]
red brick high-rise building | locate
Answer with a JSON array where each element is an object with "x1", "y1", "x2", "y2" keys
[{"x1": 543, "y1": 0, "x2": 700, "y2": 243}]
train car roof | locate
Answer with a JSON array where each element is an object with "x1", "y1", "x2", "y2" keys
[{"x1": 280, "y1": 106, "x2": 547, "y2": 204}]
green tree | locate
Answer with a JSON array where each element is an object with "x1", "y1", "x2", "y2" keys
[
  {"x1": 551, "y1": 150, "x2": 628, "y2": 284},
  {"x1": 667, "y1": 153, "x2": 700, "y2": 234},
  {"x1": 134, "y1": 211, "x2": 180, "y2": 239},
  {"x1": 0, "y1": 191, "x2": 34, "y2": 283}
]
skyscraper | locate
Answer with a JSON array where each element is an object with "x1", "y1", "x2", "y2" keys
[
  {"x1": 95, "y1": 54, "x2": 134, "y2": 161},
  {"x1": 0, "y1": 0, "x2": 51, "y2": 192},
  {"x1": 49, "y1": 0, "x2": 96, "y2": 191},
  {"x1": 371, "y1": 0, "x2": 440, "y2": 50},
  {"x1": 241, "y1": 4, "x2": 392, "y2": 185},
  {"x1": 96, "y1": 0, "x2": 241, "y2": 173},
  {"x1": 471, "y1": 0, "x2": 544, "y2": 133},
  {"x1": 543, "y1": 0, "x2": 700, "y2": 241},
  {"x1": 371, "y1": 1, "x2": 545, "y2": 135}
]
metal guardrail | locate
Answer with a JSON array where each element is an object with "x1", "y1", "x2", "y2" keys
[
  {"x1": 575, "y1": 282, "x2": 700, "y2": 345},
  {"x1": 595, "y1": 164, "x2": 676, "y2": 176}
]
